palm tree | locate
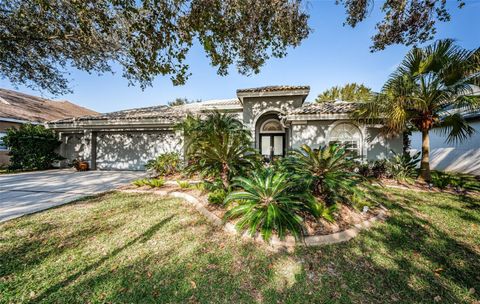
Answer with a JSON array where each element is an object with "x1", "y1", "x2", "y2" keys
[
  {"x1": 286, "y1": 144, "x2": 365, "y2": 206},
  {"x1": 359, "y1": 39, "x2": 480, "y2": 181},
  {"x1": 224, "y1": 169, "x2": 333, "y2": 241},
  {"x1": 177, "y1": 111, "x2": 259, "y2": 188}
]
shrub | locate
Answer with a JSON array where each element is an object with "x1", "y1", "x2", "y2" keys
[
  {"x1": 177, "y1": 111, "x2": 260, "y2": 188},
  {"x1": 132, "y1": 179, "x2": 149, "y2": 187},
  {"x1": 385, "y1": 151, "x2": 420, "y2": 183},
  {"x1": 132, "y1": 178, "x2": 165, "y2": 188},
  {"x1": 146, "y1": 178, "x2": 165, "y2": 188},
  {"x1": 146, "y1": 152, "x2": 181, "y2": 176},
  {"x1": 225, "y1": 169, "x2": 332, "y2": 241},
  {"x1": 286, "y1": 144, "x2": 366, "y2": 206},
  {"x1": 357, "y1": 160, "x2": 388, "y2": 179},
  {"x1": 177, "y1": 180, "x2": 191, "y2": 189},
  {"x1": 3, "y1": 124, "x2": 63, "y2": 170},
  {"x1": 207, "y1": 189, "x2": 227, "y2": 204},
  {"x1": 430, "y1": 171, "x2": 480, "y2": 192}
]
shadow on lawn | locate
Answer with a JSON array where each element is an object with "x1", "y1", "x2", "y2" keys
[
  {"x1": 29, "y1": 215, "x2": 175, "y2": 303},
  {"x1": 0, "y1": 207, "x2": 124, "y2": 279}
]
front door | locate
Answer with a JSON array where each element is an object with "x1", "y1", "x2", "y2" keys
[{"x1": 260, "y1": 134, "x2": 285, "y2": 159}]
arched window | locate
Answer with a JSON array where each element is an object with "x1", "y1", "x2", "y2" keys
[
  {"x1": 329, "y1": 123, "x2": 362, "y2": 156},
  {"x1": 260, "y1": 119, "x2": 284, "y2": 133}
]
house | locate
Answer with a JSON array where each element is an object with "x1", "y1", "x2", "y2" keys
[
  {"x1": 46, "y1": 86, "x2": 403, "y2": 171},
  {"x1": 0, "y1": 88, "x2": 98, "y2": 166},
  {"x1": 410, "y1": 109, "x2": 480, "y2": 176}
]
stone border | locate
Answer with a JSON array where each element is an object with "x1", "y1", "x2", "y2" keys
[{"x1": 119, "y1": 188, "x2": 387, "y2": 251}]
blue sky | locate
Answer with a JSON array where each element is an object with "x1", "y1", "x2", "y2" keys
[{"x1": 1, "y1": 1, "x2": 479, "y2": 113}]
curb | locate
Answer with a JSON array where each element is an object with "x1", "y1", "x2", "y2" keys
[{"x1": 119, "y1": 188, "x2": 387, "y2": 251}]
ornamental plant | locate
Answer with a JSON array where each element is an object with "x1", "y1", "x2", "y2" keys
[
  {"x1": 3, "y1": 124, "x2": 63, "y2": 170},
  {"x1": 285, "y1": 144, "x2": 366, "y2": 206},
  {"x1": 224, "y1": 169, "x2": 334, "y2": 241}
]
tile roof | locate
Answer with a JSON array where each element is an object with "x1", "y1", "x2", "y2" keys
[
  {"x1": 237, "y1": 85, "x2": 310, "y2": 93},
  {"x1": 0, "y1": 88, "x2": 98, "y2": 122},
  {"x1": 289, "y1": 102, "x2": 360, "y2": 115},
  {"x1": 49, "y1": 98, "x2": 241, "y2": 124}
]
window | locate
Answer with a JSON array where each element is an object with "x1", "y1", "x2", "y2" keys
[
  {"x1": 260, "y1": 119, "x2": 284, "y2": 133},
  {"x1": 329, "y1": 123, "x2": 361, "y2": 156},
  {"x1": 0, "y1": 132, "x2": 7, "y2": 151}
]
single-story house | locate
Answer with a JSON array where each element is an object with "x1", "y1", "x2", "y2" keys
[
  {"x1": 0, "y1": 88, "x2": 98, "y2": 166},
  {"x1": 411, "y1": 109, "x2": 480, "y2": 176},
  {"x1": 47, "y1": 86, "x2": 403, "y2": 171}
]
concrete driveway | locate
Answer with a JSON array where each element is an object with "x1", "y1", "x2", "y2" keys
[{"x1": 0, "y1": 169, "x2": 145, "y2": 223}]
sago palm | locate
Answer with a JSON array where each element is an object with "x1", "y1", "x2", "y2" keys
[
  {"x1": 286, "y1": 144, "x2": 365, "y2": 206},
  {"x1": 225, "y1": 169, "x2": 324, "y2": 241},
  {"x1": 359, "y1": 39, "x2": 480, "y2": 181},
  {"x1": 189, "y1": 131, "x2": 259, "y2": 188},
  {"x1": 178, "y1": 111, "x2": 259, "y2": 188}
]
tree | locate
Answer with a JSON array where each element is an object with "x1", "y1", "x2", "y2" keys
[
  {"x1": 315, "y1": 83, "x2": 373, "y2": 102},
  {"x1": 286, "y1": 144, "x2": 365, "y2": 206},
  {"x1": 358, "y1": 40, "x2": 480, "y2": 182},
  {"x1": 167, "y1": 98, "x2": 201, "y2": 107},
  {"x1": 3, "y1": 124, "x2": 63, "y2": 170},
  {"x1": 225, "y1": 168, "x2": 333, "y2": 241},
  {"x1": 0, "y1": 0, "x2": 309, "y2": 95},
  {"x1": 337, "y1": 0, "x2": 466, "y2": 51},
  {"x1": 1, "y1": 1, "x2": 465, "y2": 96},
  {"x1": 177, "y1": 111, "x2": 259, "y2": 188}
]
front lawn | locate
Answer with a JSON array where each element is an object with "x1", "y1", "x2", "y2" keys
[{"x1": 0, "y1": 189, "x2": 479, "y2": 303}]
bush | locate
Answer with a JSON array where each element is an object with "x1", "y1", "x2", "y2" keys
[
  {"x1": 132, "y1": 178, "x2": 165, "y2": 188},
  {"x1": 146, "y1": 178, "x2": 165, "y2": 188},
  {"x1": 177, "y1": 111, "x2": 260, "y2": 188},
  {"x1": 285, "y1": 144, "x2": 366, "y2": 206},
  {"x1": 225, "y1": 168, "x2": 334, "y2": 241},
  {"x1": 146, "y1": 152, "x2": 181, "y2": 176},
  {"x1": 3, "y1": 124, "x2": 63, "y2": 171},
  {"x1": 385, "y1": 151, "x2": 420, "y2": 183},
  {"x1": 207, "y1": 189, "x2": 227, "y2": 204},
  {"x1": 177, "y1": 180, "x2": 191, "y2": 189},
  {"x1": 430, "y1": 171, "x2": 480, "y2": 192},
  {"x1": 357, "y1": 160, "x2": 388, "y2": 179}
]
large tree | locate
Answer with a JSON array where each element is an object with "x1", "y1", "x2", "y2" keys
[
  {"x1": 0, "y1": 0, "x2": 309, "y2": 95},
  {"x1": 337, "y1": 0, "x2": 466, "y2": 51},
  {"x1": 0, "y1": 0, "x2": 466, "y2": 95},
  {"x1": 358, "y1": 39, "x2": 480, "y2": 182},
  {"x1": 316, "y1": 83, "x2": 373, "y2": 103}
]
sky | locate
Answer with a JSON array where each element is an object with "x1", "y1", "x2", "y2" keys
[{"x1": 1, "y1": 0, "x2": 479, "y2": 113}]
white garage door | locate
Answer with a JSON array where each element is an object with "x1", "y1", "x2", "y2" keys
[{"x1": 95, "y1": 131, "x2": 182, "y2": 171}]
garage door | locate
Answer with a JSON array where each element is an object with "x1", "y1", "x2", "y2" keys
[{"x1": 95, "y1": 131, "x2": 183, "y2": 171}]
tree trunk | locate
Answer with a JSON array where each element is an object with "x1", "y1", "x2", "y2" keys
[
  {"x1": 220, "y1": 162, "x2": 229, "y2": 189},
  {"x1": 419, "y1": 129, "x2": 431, "y2": 182}
]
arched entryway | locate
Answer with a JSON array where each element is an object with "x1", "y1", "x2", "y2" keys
[{"x1": 255, "y1": 113, "x2": 286, "y2": 159}]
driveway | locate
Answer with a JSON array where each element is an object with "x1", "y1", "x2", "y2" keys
[{"x1": 0, "y1": 169, "x2": 145, "y2": 222}]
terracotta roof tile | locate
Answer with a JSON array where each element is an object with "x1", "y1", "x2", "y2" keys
[
  {"x1": 289, "y1": 102, "x2": 360, "y2": 115},
  {"x1": 237, "y1": 85, "x2": 310, "y2": 93}
]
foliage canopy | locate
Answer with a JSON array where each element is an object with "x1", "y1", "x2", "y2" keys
[
  {"x1": 1, "y1": 0, "x2": 466, "y2": 94},
  {"x1": 3, "y1": 124, "x2": 62, "y2": 170},
  {"x1": 315, "y1": 83, "x2": 373, "y2": 103}
]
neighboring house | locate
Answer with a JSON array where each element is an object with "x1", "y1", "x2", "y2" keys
[
  {"x1": 0, "y1": 88, "x2": 98, "y2": 166},
  {"x1": 411, "y1": 109, "x2": 480, "y2": 176},
  {"x1": 47, "y1": 85, "x2": 403, "y2": 171}
]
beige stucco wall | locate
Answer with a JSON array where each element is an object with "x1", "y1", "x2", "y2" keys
[
  {"x1": 290, "y1": 120, "x2": 403, "y2": 160},
  {"x1": 58, "y1": 129, "x2": 183, "y2": 171}
]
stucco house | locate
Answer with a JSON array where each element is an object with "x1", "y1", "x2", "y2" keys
[
  {"x1": 0, "y1": 88, "x2": 98, "y2": 166},
  {"x1": 47, "y1": 86, "x2": 403, "y2": 171}
]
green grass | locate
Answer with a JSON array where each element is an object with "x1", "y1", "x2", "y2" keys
[{"x1": 0, "y1": 189, "x2": 479, "y2": 303}]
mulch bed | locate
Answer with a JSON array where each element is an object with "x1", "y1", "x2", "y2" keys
[{"x1": 121, "y1": 181, "x2": 383, "y2": 237}]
